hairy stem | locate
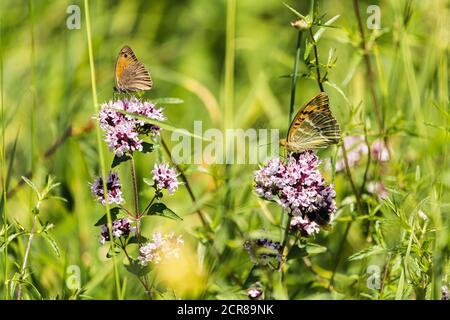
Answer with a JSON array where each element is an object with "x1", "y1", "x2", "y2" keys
[{"x1": 17, "y1": 213, "x2": 38, "y2": 300}]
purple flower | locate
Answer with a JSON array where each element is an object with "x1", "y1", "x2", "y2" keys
[
  {"x1": 138, "y1": 232, "x2": 184, "y2": 266},
  {"x1": 290, "y1": 216, "x2": 320, "y2": 237},
  {"x1": 371, "y1": 139, "x2": 389, "y2": 162},
  {"x1": 90, "y1": 171, "x2": 124, "y2": 205},
  {"x1": 247, "y1": 284, "x2": 263, "y2": 300},
  {"x1": 100, "y1": 218, "x2": 134, "y2": 245},
  {"x1": 97, "y1": 97, "x2": 166, "y2": 156},
  {"x1": 442, "y1": 285, "x2": 449, "y2": 301},
  {"x1": 244, "y1": 238, "x2": 282, "y2": 266},
  {"x1": 152, "y1": 163, "x2": 181, "y2": 195},
  {"x1": 367, "y1": 181, "x2": 388, "y2": 200},
  {"x1": 335, "y1": 135, "x2": 368, "y2": 172},
  {"x1": 254, "y1": 151, "x2": 336, "y2": 235}
]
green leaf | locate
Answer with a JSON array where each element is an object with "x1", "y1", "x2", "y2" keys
[
  {"x1": 313, "y1": 14, "x2": 340, "y2": 42},
  {"x1": 117, "y1": 110, "x2": 211, "y2": 141},
  {"x1": 21, "y1": 176, "x2": 40, "y2": 198},
  {"x1": 287, "y1": 244, "x2": 307, "y2": 261},
  {"x1": 94, "y1": 207, "x2": 121, "y2": 226},
  {"x1": 146, "y1": 203, "x2": 182, "y2": 221},
  {"x1": 141, "y1": 142, "x2": 154, "y2": 154},
  {"x1": 304, "y1": 39, "x2": 313, "y2": 60},
  {"x1": 125, "y1": 259, "x2": 150, "y2": 277},
  {"x1": 348, "y1": 245, "x2": 384, "y2": 261},
  {"x1": 112, "y1": 154, "x2": 132, "y2": 168},
  {"x1": 152, "y1": 97, "x2": 184, "y2": 105},
  {"x1": 106, "y1": 245, "x2": 122, "y2": 258},
  {"x1": 0, "y1": 231, "x2": 26, "y2": 252},
  {"x1": 126, "y1": 235, "x2": 149, "y2": 245},
  {"x1": 42, "y1": 233, "x2": 60, "y2": 257},
  {"x1": 395, "y1": 269, "x2": 405, "y2": 300},
  {"x1": 306, "y1": 243, "x2": 327, "y2": 256},
  {"x1": 283, "y1": 2, "x2": 306, "y2": 19},
  {"x1": 143, "y1": 178, "x2": 154, "y2": 187}
]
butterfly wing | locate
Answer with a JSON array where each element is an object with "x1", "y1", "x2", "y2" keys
[
  {"x1": 115, "y1": 45, "x2": 153, "y2": 93},
  {"x1": 286, "y1": 92, "x2": 340, "y2": 153}
]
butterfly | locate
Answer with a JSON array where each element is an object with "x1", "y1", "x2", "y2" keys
[
  {"x1": 114, "y1": 45, "x2": 153, "y2": 93},
  {"x1": 280, "y1": 92, "x2": 340, "y2": 153}
]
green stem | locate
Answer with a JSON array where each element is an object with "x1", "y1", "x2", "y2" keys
[
  {"x1": 289, "y1": 31, "x2": 303, "y2": 124},
  {"x1": 352, "y1": 0, "x2": 390, "y2": 158},
  {"x1": 29, "y1": 0, "x2": 37, "y2": 175},
  {"x1": 279, "y1": 29, "x2": 304, "y2": 270},
  {"x1": 83, "y1": 0, "x2": 121, "y2": 299},
  {"x1": 309, "y1": 28, "x2": 324, "y2": 92},
  {"x1": 141, "y1": 194, "x2": 157, "y2": 218},
  {"x1": 17, "y1": 212, "x2": 38, "y2": 300},
  {"x1": 0, "y1": 0, "x2": 9, "y2": 299},
  {"x1": 130, "y1": 157, "x2": 139, "y2": 216}
]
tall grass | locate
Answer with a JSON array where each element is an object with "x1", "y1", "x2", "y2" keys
[
  {"x1": 83, "y1": 0, "x2": 121, "y2": 299},
  {"x1": 0, "y1": 0, "x2": 447, "y2": 300},
  {"x1": 0, "y1": 0, "x2": 8, "y2": 300}
]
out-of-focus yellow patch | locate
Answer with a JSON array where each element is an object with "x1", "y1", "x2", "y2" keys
[{"x1": 155, "y1": 242, "x2": 206, "y2": 298}]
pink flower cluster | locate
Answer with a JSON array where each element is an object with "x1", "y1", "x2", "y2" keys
[
  {"x1": 90, "y1": 171, "x2": 124, "y2": 206},
  {"x1": 98, "y1": 97, "x2": 165, "y2": 157},
  {"x1": 152, "y1": 163, "x2": 181, "y2": 195},
  {"x1": 334, "y1": 136, "x2": 389, "y2": 172},
  {"x1": 100, "y1": 218, "x2": 134, "y2": 245},
  {"x1": 254, "y1": 151, "x2": 336, "y2": 236},
  {"x1": 138, "y1": 232, "x2": 184, "y2": 266}
]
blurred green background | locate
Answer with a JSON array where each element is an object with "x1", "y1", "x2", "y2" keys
[{"x1": 0, "y1": 0, "x2": 448, "y2": 299}]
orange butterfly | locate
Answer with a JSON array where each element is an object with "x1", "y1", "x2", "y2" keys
[
  {"x1": 280, "y1": 92, "x2": 340, "y2": 153},
  {"x1": 114, "y1": 45, "x2": 153, "y2": 93}
]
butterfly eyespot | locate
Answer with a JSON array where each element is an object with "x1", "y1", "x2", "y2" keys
[{"x1": 124, "y1": 54, "x2": 128, "y2": 58}]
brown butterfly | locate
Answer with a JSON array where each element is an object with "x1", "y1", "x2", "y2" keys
[
  {"x1": 280, "y1": 92, "x2": 340, "y2": 153},
  {"x1": 114, "y1": 45, "x2": 153, "y2": 93}
]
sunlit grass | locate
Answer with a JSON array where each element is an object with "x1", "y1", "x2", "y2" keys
[{"x1": 0, "y1": 0, "x2": 448, "y2": 300}]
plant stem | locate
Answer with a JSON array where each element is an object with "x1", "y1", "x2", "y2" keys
[
  {"x1": 121, "y1": 244, "x2": 152, "y2": 299},
  {"x1": 0, "y1": 0, "x2": 9, "y2": 299},
  {"x1": 309, "y1": 29, "x2": 324, "y2": 92},
  {"x1": 328, "y1": 140, "x2": 362, "y2": 289},
  {"x1": 352, "y1": 0, "x2": 390, "y2": 157},
  {"x1": 130, "y1": 157, "x2": 139, "y2": 216},
  {"x1": 29, "y1": 0, "x2": 37, "y2": 177},
  {"x1": 289, "y1": 31, "x2": 303, "y2": 124},
  {"x1": 83, "y1": 0, "x2": 121, "y2": 299},
  {"x1": 341, "y1": 141, "x2": 362, "y2": 211},
  {"x1": 279, "y1": 28, "x2": 304, "y2": 270},
  {"x1": 17, "y1": 213, "x2": 38, "y2": 300},
  {"x1": 140, "y1": 194, "x2": 157, "y2": 218},
  {"x1": 328, "y1": 220, "x2": 351, "y2": 289},
  {"x1": 224, "y1": 0, "x2": 236, "y2": 130},
  {"x1": 360, "y1": 127, "x2": 371, "y2": 194},
  {"x1": 160, "y1": 138, "x2": 210, "y2": 230}
]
